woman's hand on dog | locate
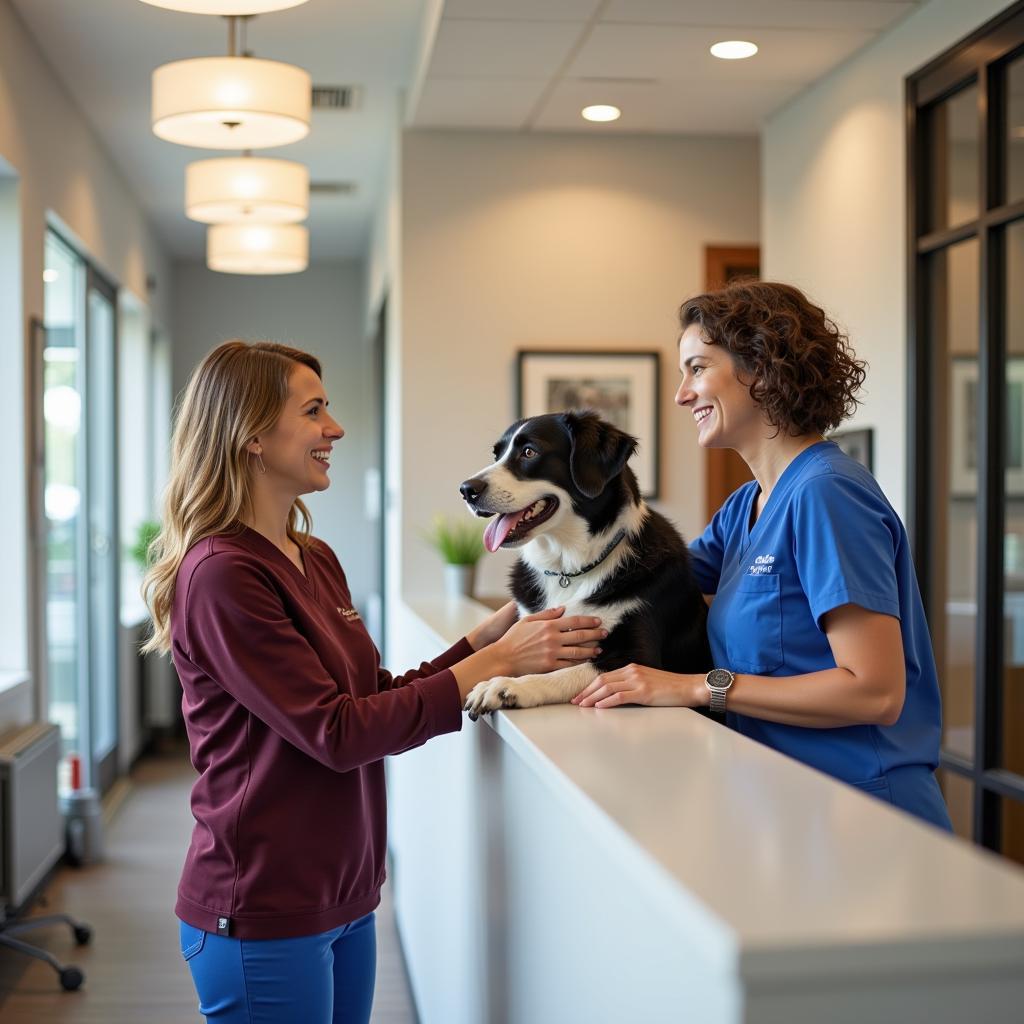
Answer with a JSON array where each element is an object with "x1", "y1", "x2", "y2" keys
[
  {"x1": 572, "y1": 665, "x2": 708, "y2": 709},
  {"x1": 494, "y1": 606, "x2": 606, "y2": 676},
  {"x1": 466, "y1": 601, "x2": 521, "y2": 651}
]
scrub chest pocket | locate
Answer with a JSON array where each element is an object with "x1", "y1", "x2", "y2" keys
[{"x1": 726, "y1": 573, "x2": 784, "y2": 673}]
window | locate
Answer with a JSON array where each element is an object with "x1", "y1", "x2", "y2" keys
[
  {"x1": 119, "y1": 292, "x2": 153, "y2": 622},
  {"x1": 0, "y1": 165, "x2": 25, "y2": 676},
  {"x1": 40, "y1": 229, "x2": 120, "y2": 794},
  {"x1": 908, "y1": 1, "x2": 1024, "y2": 861}
]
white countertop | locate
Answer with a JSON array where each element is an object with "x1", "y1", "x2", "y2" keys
[{"x1": 404, "y1": 595, "x2": 1024, "y2": 981}]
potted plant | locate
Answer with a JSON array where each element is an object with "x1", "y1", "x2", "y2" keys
[
  {"x1": 423, "y1": 514, "x2": 484, "y2": 599},
  {"x1": 128, "y1": 519, "x2": 161, "y2": 573}
]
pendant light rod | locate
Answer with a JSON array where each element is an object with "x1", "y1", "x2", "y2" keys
[{"x1": 224, "y1": 15, "x2": 253, "y2": 58}]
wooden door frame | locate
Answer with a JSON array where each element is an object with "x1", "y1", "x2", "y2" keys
[{"x1": 703, "y1": 245, "x2": 760, "y2": 524}]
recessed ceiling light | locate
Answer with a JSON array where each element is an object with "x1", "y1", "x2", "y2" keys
[
  {"x1": 710, "y1": 40, "x2": 758, "y2": 60},
  {"x1": 582, "y1": 104, "x2": 621, "y2": 123}
]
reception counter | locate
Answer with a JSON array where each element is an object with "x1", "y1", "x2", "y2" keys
[{"x1": 385, "y1": 597, "x2": 1024, "y2": 1024}]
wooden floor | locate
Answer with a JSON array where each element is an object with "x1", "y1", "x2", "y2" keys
[{"x1": 0, "y1": 749, "x2": 418, "y2": 1023}]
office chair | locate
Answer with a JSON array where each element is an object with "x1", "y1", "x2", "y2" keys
[{"x1": 0, "y1": 910, "x2": 91, "y2": 990}]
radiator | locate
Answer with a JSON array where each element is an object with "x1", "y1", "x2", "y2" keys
[{"x1": 0, "y1": 722, "x2": 63, "y2": 910}]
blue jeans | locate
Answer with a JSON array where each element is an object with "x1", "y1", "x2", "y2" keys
[{"x1": 178, "y1": 914, "x2": 376, "y2": 1024}]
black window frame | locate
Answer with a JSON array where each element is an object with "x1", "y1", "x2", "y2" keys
[{"x1": 907, "y1": 0, "x2": 1024, "y2": 852}]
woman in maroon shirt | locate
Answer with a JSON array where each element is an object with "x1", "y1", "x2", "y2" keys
[{"x1": 142, "y1": 340, "x2": 604, "y2": 1023}]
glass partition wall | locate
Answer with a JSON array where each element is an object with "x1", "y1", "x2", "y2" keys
[
  {"x1": 908, "y1": 2, "x2": 1024, "y2": 861},
  {"x1": 41, "y1": 229, "x2": 120, "y2": 794}
]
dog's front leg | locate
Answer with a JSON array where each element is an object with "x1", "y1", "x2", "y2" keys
[{"x1": 464, "y1": 662, "x2": 600, "y2": 721}]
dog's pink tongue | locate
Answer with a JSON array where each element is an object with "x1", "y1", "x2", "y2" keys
[{"x1": 484, "y1": 510, "x2": 526, "y2": 553}]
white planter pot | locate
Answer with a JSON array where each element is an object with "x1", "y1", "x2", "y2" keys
[{"x1": 444, "y1": 564, "x2": 476, "y2": 600}]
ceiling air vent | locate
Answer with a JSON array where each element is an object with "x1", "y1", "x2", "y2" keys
[
  {"x1": 576, "y1": 76, "x2": 659, "y2": 86},
  {"x1": 310, "y1": 182, "x2": 357, "y2": 196},
  {"x1": 312, "y1": 86, "x2": 361, "y2": 111}
]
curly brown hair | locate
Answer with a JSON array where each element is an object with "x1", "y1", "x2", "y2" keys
[{"x1": 678, "y1": 280, "x2": 866, "y2": 436}]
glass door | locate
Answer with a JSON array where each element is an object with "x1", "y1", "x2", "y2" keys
[
  {"x1": 908, "y1": 4, "x2": 1024, "y2": 860},
  {"x1": 42, "y1": 234, "x2": 86, "y2": 774},
  {"x1": 41, "y1": 230, "x2": 119, "y2": 794}
]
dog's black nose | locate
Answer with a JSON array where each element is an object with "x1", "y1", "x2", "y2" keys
[{"x1": 460, "y1": 478, "x2": 487, "y2": 502}]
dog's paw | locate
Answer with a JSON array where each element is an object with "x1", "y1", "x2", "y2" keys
[{"x1": 464, "y1": 677, "x2": 520, "y2": 721}]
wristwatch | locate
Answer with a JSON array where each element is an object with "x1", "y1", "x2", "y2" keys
[{"x1": 705, "y1": 668, "x2": 735, "y2": 715}]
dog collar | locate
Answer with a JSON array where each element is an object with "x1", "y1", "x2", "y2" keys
[{"x1": 543, "y1": 529, "x2": 628, "y2": 588}]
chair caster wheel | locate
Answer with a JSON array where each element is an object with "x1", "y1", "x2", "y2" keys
[{"x1": 60, "y1": 966, "x2": 84, "y2": 991}]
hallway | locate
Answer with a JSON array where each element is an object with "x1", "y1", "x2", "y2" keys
[{"x1": 0, "y1": 749, "x2": 417, "y2": 1023}]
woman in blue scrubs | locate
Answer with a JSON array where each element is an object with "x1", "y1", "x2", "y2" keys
[{"x1": 574, "y1": 280, "x2": 952, "y2": 831}]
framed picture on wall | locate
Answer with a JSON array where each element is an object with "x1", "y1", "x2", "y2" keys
[
  {"x1": 516, "y1": 350, "x2": 660, "y2": 498},
  {"x1": 829, "y1": 427, "x2": 874, "y2": 474},
  {"x1": 951, "y1": 356, "x2": 1024, "y2": 497}
]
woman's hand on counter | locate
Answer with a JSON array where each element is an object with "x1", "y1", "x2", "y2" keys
[
  {"x1": 572, "y1": 665, "x2": 709, "y2": 709},
  {"x1": 466, "y1": 601, "x2": 520, "y2": 651}
]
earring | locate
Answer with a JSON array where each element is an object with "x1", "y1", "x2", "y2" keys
[{"x1": 253, "y1": 450, "x2": 267, "y2": 474}]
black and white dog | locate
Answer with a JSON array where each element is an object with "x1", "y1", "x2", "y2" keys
[{"x1": 459, "y1": 410, "x2": 712, "y2": 718}]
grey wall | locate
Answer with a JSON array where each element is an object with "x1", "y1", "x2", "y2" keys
[{"x1": 171, "y1": 261, "x2": 378, "y2": 614}]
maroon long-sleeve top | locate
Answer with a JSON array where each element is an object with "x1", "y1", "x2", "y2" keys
[{"x1": 170, "y1": 526, "x2": 468, "y2": 939}]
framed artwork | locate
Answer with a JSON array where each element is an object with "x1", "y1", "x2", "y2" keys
[
  {"x1": 829, "y1": 427, "x2": 874, "y2": 474},
  {"x1": 951, "y1": 356, "x2": 1024, "y2": 497},
  {"x1": 516, "y1": 349, "x2": 660, "y2": 498}
]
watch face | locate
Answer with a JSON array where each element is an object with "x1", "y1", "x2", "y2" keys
[{"x1": 707, "y1": 669, "x2": 733, "y2": 689}]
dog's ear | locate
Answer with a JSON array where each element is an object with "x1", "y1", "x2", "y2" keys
[{"x1": 561, "y1": 410, "x2": 638, "y2": 499}]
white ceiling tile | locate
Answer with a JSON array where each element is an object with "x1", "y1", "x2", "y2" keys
[
  {"x1": 442, "y1": 0, "x2": 602, "y2": 21},
  {"x1": 414, "y1": 78, "x2": 551, "y2": 129},
  {"x1": 533, "y1": 76, "x2": 802, "y2": 134},
  {"x1": 428, "y1": 19, "x2": 585, "y2": 78},
  {"x1": 601, "y1": 0, "x2": 918, "y2": 33},
  {"x1": 567, "y1": 23, "x2": 876, "y2": 82}
]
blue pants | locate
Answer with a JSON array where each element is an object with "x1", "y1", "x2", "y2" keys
[{"x1": 178, "y1": 913, "x2": 376, "y2": 1024}]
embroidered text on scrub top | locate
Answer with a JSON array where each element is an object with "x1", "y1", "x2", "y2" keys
[{"x1": 748, "y1": 554, "x2": 776, "y2": 575}]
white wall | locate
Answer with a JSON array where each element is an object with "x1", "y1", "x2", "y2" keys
[
  {"x1": 762, "y1": 0, "x2": 1014, "y2": 521},
  {"x1": 0, "y1": 1, "x2": 172, "y2": 329},
  {"x1": 399, "y1": 130, "x2": 760, "y2": 600},
  {"x1": 171, "y1": 262, "x2": 377, "y2": 613},
  {"x1": 0, "y1": 0, "x2": 171, "y2": 729}
]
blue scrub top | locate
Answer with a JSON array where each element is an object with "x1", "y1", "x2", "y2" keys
[{"x1": 689, "y1": 441, "x2": 944, "y2": 800}]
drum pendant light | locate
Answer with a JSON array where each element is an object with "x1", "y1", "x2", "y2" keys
[
  {"x1": 151, "y1": 16, "x2": 310, "y2": 150},
  {"x1": 152, "y1": 57, "x2": 310, "y2": 149},
  {"x1": 207, "y1": 223, "x2": 309, "y2": 274},
  {"x1": 186, "y1": 156, "x2": 309, "y2": 223},
  {"x1": 139, "y1": 2, "x2": 310, "y2": 14}
]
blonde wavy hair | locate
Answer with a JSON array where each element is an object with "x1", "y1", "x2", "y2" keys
[{"x1": 142, "y1": 339, "x2": 322, "y2": 655}]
